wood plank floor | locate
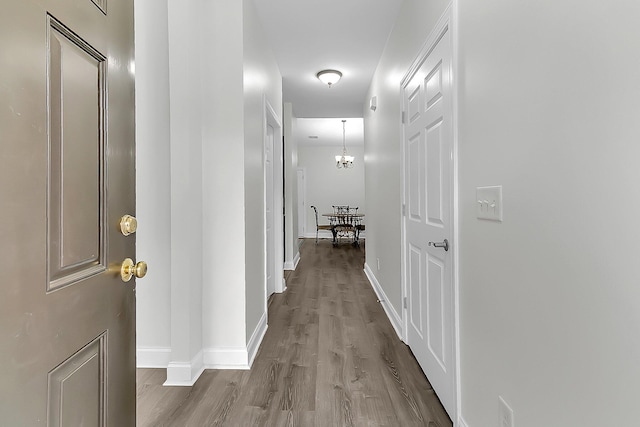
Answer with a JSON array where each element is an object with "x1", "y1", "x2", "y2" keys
[{"x1": 137, "y1": 239, "x2": 452, "y2": 426}]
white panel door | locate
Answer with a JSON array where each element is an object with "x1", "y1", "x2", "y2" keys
[
  {"x1": 266, "y1": 124, "x2": 276, "y2": 297},
  {"x1": 403, "y1": 24, "x2": 455, "y2": 418}
]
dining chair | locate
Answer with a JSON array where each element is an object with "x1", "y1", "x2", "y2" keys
[
  {"x1": 332, "y1": 205, "x2": 357, "y2": 244},
  {"x1": 354, "y1": 213, "x2": 365, "y2": 242},
  {"x1": 310, "y1": 205, "x2": 333, "y2": 244}
]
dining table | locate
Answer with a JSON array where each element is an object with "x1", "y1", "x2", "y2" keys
[{"x1": 322, "y1": 212, "x2": 365, "y2": 246}]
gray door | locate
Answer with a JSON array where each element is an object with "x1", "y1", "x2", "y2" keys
[{"x1": 0, "y1": 0, "x2": 137, "y2": 425}]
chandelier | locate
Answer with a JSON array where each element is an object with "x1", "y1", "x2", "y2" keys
[{"x1": 335, "y1": 119, "x2": 354, "y2": 169}]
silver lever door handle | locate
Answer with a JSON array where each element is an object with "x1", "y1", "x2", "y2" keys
[{"x1": 428, "y1": 239, "x2": 449, "y2": 251}]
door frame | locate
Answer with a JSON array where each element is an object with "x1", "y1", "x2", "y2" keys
[
  {"x1": 265, "y1": 120, "x2": 276, "y2": 297},
  {"x1": 399, "y1": 3, "x2": 460, "y2": 422},
  {"x1": 263, "y1": 96, "x2": 285, "y2": 303},
  {"x1": 296, "y1": 167, "x2": 307, "y2": 238}
]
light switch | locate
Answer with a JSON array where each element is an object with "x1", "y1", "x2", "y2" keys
[{"x1": 476, "y1": 186, "x2": 503, "y2": 221}]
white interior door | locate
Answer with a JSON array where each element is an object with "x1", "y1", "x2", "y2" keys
[
  {"x1": 266, "y1": 124, "x2": 276, "y2": 297},
  {"x1": 0, "y1": 0, "x2": 136, "y2": 424},
  {"x1": 402, "y1": 21, "x2": 455, "y2": 418}
]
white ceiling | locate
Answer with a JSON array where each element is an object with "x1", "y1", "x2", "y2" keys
[{"x1": 253, "y1": 0, "x2": 404, "y2": 119}]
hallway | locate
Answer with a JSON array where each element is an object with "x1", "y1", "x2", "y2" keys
[{"x1": 137, "y1": 239, "x2": 452, "y2": 426}]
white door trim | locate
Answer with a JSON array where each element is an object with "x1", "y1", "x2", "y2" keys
[
  {"x1": 296, "y1": 167, "x2": 306, "y2": 238},
  {"x1": 451, "y1": 1, "x2": 462, "y2": 425},
  {"x1": 265, "y1": 122, "x2": 276, "y2": 297},
  {"x1": 399, "y1": 2, "x2": 459, "y2": 421},
  {"x1": 263, "y1": 96, "x2": 285, "y2": 299}
]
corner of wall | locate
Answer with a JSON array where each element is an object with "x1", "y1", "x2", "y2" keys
[
  {"x1": 164, "y1": 351, "x2": 205, "y2": 387},
  {"x1": 202, "y1": 310, "x2": 268, "y2": 370}
]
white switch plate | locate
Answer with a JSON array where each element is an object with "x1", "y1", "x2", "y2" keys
[{"x1": 476, "y1": 186, "x2": 503, "y2": 221}]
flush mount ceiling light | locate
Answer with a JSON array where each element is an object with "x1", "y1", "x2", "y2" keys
[
  {"x1": 316, "y1": 69, "x2": 342, "y2": 88},
  {"x1": 336, "y1": 119, "x2": 354, "y2": 169}
]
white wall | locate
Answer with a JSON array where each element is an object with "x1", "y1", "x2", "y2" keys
[
  {"x1": 457, "y1": 1, "x2": 640, "y2": 426},
  {"x1": 134, "y1": 0, "x2": 172, "y2": 363},
  {"x1": 136, "y1": 0, "x2": 206, "y2": 373},
  {"x1": 135, "y1": 0, "x2": 282, "y2": 380},
  {"x1": 242, "y1": 0, "x2": 283, "y2": 343},
  {"x1": 283, "y1": 103, "x2": 300, "y2": 268},
  {"x1": 363, "y1": 0, "x2": 450, "y2": 319},
  {"x1": 297, "y1": 145, "x2": 366, "y2": 238},
  {"x1": 366, "y1": 0, "x2": 640, "y2": 425},
  {"x1": 201, "y1": 0, "x2": 247, "y2": 360},
  {"x1": 166, "y1": 0, "x2": 204, "y2": 375}
]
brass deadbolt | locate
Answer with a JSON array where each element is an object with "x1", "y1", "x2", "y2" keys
[{"x1": 119, "y1": 215, "x2": 138, "y2": 236}]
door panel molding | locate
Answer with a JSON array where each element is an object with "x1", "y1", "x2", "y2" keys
[
  {"x1": 426, "y1": 254, "x2": 446, "y2": 369},
  {"x1": 47, "y1": 331, "x2": 107, "y2": 427},
  {"x1": 46, "y1": 15, "x2": 107, "y2": 292},
  {"x1": 91, "y1": 0, "x2": 107, "y2": 15}
]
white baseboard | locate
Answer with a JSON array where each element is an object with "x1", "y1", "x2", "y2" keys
[
  {"x1": 458, "y1": 416, "x2": 470, "y2": 427},
  {"x1": 148, "y1": 312, "x2": 268, "y2": 386},
  {"x1": 303, "y1": 231, "x2": 333, "y2": 239},
  {"x1": 137, "y1": 347, "x2": 171, "y2": 368},
  {"x1": 247, "y1": 311, "x2": 268, "y2": 367},
  {"x1": 164, "y1": 350, "x2": 204, "y2": 386},
  {"x1": 363, "y1": 263, "x2": 404, "y2": 341},
  {"x1": 203, "y1": 310, "x2": 268, "y2": 370},
  {"x1": 302, "y1": 232, "x2": 366, "y2": 241},
  {"x1": 203, "y1": 347, "x2": 250, "y2": 369},
  {"x1": 293, "y1": 251, "x2": 300, "y2": 268},
  {"x1": 284, "y1": 250, "x2": 300, "y2": 270}
]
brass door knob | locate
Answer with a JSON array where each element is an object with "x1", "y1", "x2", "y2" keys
[
  {"x1": 119, "y1": 215, "x2": 138, "y2": 236},
  {"x1": 120, "y1": 258, "x2": 147, "y2": 282}
]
